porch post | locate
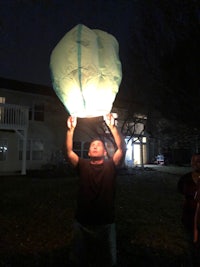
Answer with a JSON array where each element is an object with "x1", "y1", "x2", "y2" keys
[
  {"x1": 21, "y1": 128, "x2": 27, "y2": 175},
  {"x1": 140, "y1": 137, "x2": 144, "y2": 169}
]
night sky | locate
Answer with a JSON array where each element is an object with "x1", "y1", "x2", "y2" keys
[
  {"x1": 0, "y1": 0, "x2": 200, "y2": 123},
  {"x1": 0, "y1": 0, "x2": 133, "y2": 85}
]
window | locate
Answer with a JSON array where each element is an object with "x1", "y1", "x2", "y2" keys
[
  {"x1": 73, "y1": 141, "x2": 90, "y2": 158},
  {"x1": 73, "y1": 141, "x2": 82, "y2": 157},
  {"x1": 29, "y1": 103, "x2": 44, "y2": 121},
  {"x1": 133, "y1": 137, "x2": 146, "y2": 144},
  {"x1": 83, "y1": 142, "x2": 90, "y2": 158},
  {"x1": 32, "y1": 140, "x2": 43, "y2": 160},
  {"x1": 0, "y1": 97, "x2": 5, "y2": 103},
  {"x1": 0, "y1": 139, "x2": 7, "y2": 161},
  {"x1": 19, "y1": 139, "x2": 43, "y2": 160}
]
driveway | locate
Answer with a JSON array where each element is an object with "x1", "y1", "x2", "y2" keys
[{"x1": 145, "y1": 164, "x2": 192, "y2": 175}]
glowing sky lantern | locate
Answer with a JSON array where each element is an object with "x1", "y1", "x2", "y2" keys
[{"x1": 50, "y1": 24, "x2": 122, "y2": 118}]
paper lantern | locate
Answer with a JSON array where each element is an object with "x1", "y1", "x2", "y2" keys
[{"x1": 50, "y1": 24, "x2": 122, "y2": 118}]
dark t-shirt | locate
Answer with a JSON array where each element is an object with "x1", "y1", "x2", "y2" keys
[
  {"x1": 177, "y1": 172, "x2": 198, "y2": 231},
  {"x1": 194, "y1": 180, "x2": 200, "y2": 225},
  {"x1": 75, "y1": 158, "x2": 117, "y2": 226}
]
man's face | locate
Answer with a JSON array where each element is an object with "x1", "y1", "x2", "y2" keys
[{"x1": 88, "y1": 140, "x2": 106, "y2": 158}]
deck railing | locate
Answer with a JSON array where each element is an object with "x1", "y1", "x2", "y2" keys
[{"x1": 0, "y1": 103, "x2": 29, "y2": 130}]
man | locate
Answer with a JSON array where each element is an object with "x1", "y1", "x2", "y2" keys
[
  {"x1": 66, "y1": 113, "x2": 125, "y2": 267},
  {"x1": 177, "y1": 153, "x2": 200, "y2": 266}
]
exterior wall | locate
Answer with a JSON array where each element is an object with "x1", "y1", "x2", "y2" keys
[
  {"x1": 0, "y1": 88, "x2": 67, "y2": 173},
  {"x1": 26, "y1": 93, "x2": 67, "y2": 169},
  {"x1": 0, "y1": 131, "x2": 19, "y2": 172}
]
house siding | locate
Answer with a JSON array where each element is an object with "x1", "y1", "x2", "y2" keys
[{"x1": 0, "y1": 83, "x2": 67, "y2": 174}]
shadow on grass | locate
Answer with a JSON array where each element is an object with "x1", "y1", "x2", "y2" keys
[
  {"x1": 0, "y1": 245, "x2": 190, "y2": 267},
  {"x1": 0, "y1": 246, "x2": 70, "y2": 267}
]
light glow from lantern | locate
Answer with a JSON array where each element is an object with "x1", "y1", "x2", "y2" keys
[{"x1": 50, "y1": 24, "x2": 122, "y2": 117}]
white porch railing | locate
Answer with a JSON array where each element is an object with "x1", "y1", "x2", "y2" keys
[
  {"x1": 0, "y1": 103, "x2": 29, "y2": 175},
  {"x1": 0, "y1": 103, "x2": 29, "y2": 130}
]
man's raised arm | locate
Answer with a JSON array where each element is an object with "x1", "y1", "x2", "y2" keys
[
  {"x1": 104, "y1": 114, "x2": 125, "y2": 166},
  {"x1": 66, "y1": 116, "x2": 79, "y2": 167}
]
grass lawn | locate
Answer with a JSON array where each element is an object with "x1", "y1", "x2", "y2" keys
[{"x1": 0, "y1": 168, "x2": 191, "y2": 266}]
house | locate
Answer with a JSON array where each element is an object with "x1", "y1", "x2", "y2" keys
[
  {"x1": 0, "y1": 77, "x2": 149, "y2": 175},
  {"x1": 0, "y1": 77, "x2": 67, "y2": 175}
]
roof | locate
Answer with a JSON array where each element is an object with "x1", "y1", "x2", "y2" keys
[{"x1": 0, "y1": 77, "x2": 57, "y2": 97}]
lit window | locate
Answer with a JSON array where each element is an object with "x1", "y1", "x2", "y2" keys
[
  {"x1": 0, "y1": 139, "x2": 7, "y2": 161},
  {"x1": 133, "y1": 137, "x2": 146, "y2": 143},
  {"x1": 143, "y1": 137, "x2": 147, "y2": 143},
  {"x1": 0, "y1": 97, "x2": 5, "y2": 103}
]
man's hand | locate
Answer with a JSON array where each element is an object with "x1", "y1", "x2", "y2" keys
[
  {"x1": 67, "y1": 116, "x2": 77, "y2": 130},
  {"x1": 104, "y1": 113, "x2": 125, "y2": 166},
  {"x1": 104, "y1": 113, "x2": 116, "y2": 128},
  {"x1": 66, "y1": 116, "x2": 79, "y2": 167}
]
